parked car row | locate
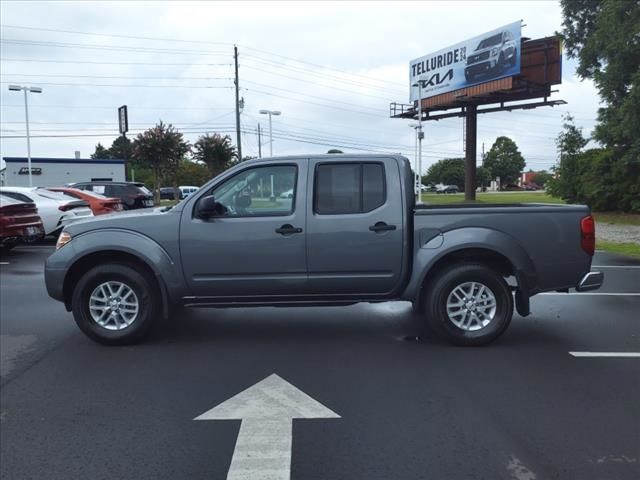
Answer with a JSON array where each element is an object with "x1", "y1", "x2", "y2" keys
[
  {"x1": 0, "y1": 181, "x2": 204, "y2": 250},
  {"x1": 0, "y1": 194, "x2": 45, "y2": 250},
  {"x1": 159, "y1": 185, "x2": 200, "y2": 201}
]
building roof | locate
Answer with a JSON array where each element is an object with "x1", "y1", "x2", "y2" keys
[{"x1": 3, "y1": 157, "x2": 125, "y2": 165}]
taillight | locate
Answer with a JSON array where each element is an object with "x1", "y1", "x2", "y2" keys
[{"x1": 581, "y1": 215, "x2": 595, "y2": 256}]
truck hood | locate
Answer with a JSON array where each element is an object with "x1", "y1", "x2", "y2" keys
[{"x1": 63, "y1": 207, "x2": 176, "y2": 236}]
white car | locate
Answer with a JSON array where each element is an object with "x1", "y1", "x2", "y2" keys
[
  {"x1": 179, "y1": 186, "x2": 199, "y2": 198},
  {"x1": 280, "y1": 189, "x2": 294, "y2": 199},
  {"x1": 0, "y1": 187, "x2": 93, "y2": 236}
]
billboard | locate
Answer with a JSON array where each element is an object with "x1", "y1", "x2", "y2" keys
[{"x1": 410, "y1": 21, "x2": 521, "y2": 102}]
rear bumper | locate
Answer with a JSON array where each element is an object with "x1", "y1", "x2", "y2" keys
[{"x1": 575, "y1": 271, "x2": 604, "y2": 292}]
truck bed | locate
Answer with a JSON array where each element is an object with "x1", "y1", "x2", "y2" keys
[{"x1": 412, "y1": 202, "x2": 592, "y2": 294}]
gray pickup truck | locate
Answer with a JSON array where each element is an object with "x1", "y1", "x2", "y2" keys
[{"x1": 45, "y1": 154, "x2": 603, "y2": 346}]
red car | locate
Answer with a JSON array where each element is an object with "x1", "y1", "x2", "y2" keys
[
  {"x1": 47, "y1": 187, "x2": 123, "y2": 215},
  {"x1": 0, "y1": 194, "x2": 45, "y2": 250}
]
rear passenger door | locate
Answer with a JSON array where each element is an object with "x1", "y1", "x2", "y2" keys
[{"x1": 305, "y1": 158, "x2": 404, "y2": 296}]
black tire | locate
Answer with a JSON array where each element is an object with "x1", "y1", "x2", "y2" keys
[
  {"x1": 71, "y1": 263, "x2": 159, "y2": 345},
  {"x1": 497, "y1": 53, "x2": 505, "y2": 71},
  {"x1": 424, "y1": 263, "x2": 513, "y2": 346},
  {"x1": 511, "y1": 49, "x2": 517, "y2": 66}
]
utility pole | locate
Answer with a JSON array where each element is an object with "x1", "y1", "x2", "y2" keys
[
  {"x1": 257, "y1": 123, "x2": 262, "y2": 158},
  {"x1": 234, "y1": 45, "x2": 242, "y2": 160}
]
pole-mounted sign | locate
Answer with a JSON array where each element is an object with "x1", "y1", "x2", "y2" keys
[{"x1": 118, "y1": 105, "x2": 128, "y2": 134}]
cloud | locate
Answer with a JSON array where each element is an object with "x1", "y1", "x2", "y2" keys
[{"x1": 1, "y1": 0, "x2": 599, "y2": 174}]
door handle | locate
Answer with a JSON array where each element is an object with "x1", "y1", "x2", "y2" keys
[
  {"x1": 369, "y1": 222, "x2": 396, "y2": 233},
  {"x1": 275, "y1": 224, "x2": 303, "y2": 235}
]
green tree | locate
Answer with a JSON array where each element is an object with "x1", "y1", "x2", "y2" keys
[
  {"x1": 193, "y1": 133, "x2": 238, "y2": 177},
  {"x1": 483, "y1": 136, "x2": 526, "y2": 187},
  {"x1": 424, "y1": 158, "x2": 465, "y2": 189},
  {"x1": 175, "y1": 160, "x2": 211, "y2": 187},
  {"x1": 131, "y1": 122, "x2": 190, "y2": 204},
  {"x1": 109, "y1": 135, "x2": 132, "y2": 160},
  {"x1": 327, "y1": 149, "x2": 343, "y2": 154},
  {"x1": 91, "y1": 143, "x2": 111, "y2": 159},
  {"x1": 547, "y1": 114, "x2": 588, "y2": 201},
  {"x1": 560, "y1": 0, "x2": 640, "y2": 211},
  {"x1": 476, "y1": 166, "x2": 492, "y2": 190},
  {"x1": 532, "y1": 170, "x2": 554, "y2": 187}
]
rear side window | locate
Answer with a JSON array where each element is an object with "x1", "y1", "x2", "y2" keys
[
  {"x1": 314, "y1": 162, "x2": 386, "y2": 214},
  {"x1": 2, "y1": 191, "x2": 33, "y2": 203}
]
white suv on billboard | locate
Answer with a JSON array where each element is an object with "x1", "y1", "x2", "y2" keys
[{"x1": 464, "y1": 30, "x2": 517, "y2": 82}]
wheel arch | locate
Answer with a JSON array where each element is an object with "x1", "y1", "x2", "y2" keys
[
  {"x1": 62, "y1": 250, "x2": 170, "y2": 319},
  {"x1": 405, "y1": 228, "x2": 537, "y2": 317}
]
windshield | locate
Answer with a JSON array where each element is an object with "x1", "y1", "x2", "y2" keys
[
  {"x1": 476, "y1": 33, "x2": 503, "y2": 50},
  {"x1": 138, "y1": 185, "x2": 152, "y2": 195}
]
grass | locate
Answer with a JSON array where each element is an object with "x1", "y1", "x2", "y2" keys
[
  {"x1": 597, "y1": 240, "x2": 640, "y2": 259},
  {"x1": 420, "y1": 191, "x2": 566, "y2": 205},
  {"x1": 592, "y1": 212, "x2": 640, "y2": 226}
]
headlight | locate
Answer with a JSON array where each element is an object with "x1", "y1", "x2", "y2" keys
[
  {"x1": 491, "y1": 47, "x2": 499, "y2": 56},
  {"x1": 56, "y1": 231, "x2": 72, "y2": 250}
]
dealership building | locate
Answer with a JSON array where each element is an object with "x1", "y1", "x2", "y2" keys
[{"x1": 1, "y1": 157, "x2": 125, "y2": 187}]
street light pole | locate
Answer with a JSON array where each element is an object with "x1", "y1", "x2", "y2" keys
[
  {"x1": 9, "y1": 85, "x2": 42, "y2": 187},
  {"x1": 259, "y1": 109, "x2": 281, "y2": 157},
  {"x1": 409, "y1": 123, "x2": 419, "y2": 202},
  {"x1": 412, "y1": 80, "x2": 424, "y2": 204}
]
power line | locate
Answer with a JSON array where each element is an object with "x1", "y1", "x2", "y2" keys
[
  {"x1": 0, "y1": 80, "x2": 232, "y2": 89},
  {"x1": 242, "y1": 64, "x2": 394, "y2": 101},
  {"x1": 0, "y1": 24, "x2": 233, "y2": 46},
  {"x1": 242, "y1": 80, "x2": 386, "y2": 114},
  {"x1": 1, "y1": 73, "x2": 232, "y2": 80},
  {"x1": 1, "y1": 38, "x2": 231, "y2": 56},
  {"x1": 0, "y1": 58, "x2": 232, "y2": 66},
  {"x1": 0, "y1": 24, "x2": 404, "y2": 89},
  {"x1": 1, "y1": 104, "x2": 234, "y2": 110},
  {"x1": 239, "y1": 47, "x2": 406, "y2": 89},
  {"x1": 244, "y1": 55, "x2": 405, "y2": 96}
]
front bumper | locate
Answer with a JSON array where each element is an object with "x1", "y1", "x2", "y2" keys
[
  {"x1": 575, "y1": 271, "x2": 604, "y2": 292},
  {"x1": 465, "y1": 60, "x2": 496, "y2": 76},
  {"x1": 44, "y1": 256, "x2": 67, "y2": 302}
]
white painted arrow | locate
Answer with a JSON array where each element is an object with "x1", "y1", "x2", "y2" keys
[{"x1": 194, "y1": 374, "x2": 340, "y2": 480}]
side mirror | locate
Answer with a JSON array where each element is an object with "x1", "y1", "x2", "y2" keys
[{"x1": 196, "y1": 195, "x2": 223, "y2": 219}]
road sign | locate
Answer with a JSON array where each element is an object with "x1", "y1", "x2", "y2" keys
[
  {"x1": 194, "y1": 373, "x2": 340, "y2": 480},
  {"x1": 118, "y1": 105, "x2": 128, "y2": 134}
]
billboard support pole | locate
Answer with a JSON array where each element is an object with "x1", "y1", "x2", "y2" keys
[
  {"x1": 464, "y1": 104, "x2": 477, "y2": 201},
  {"x1": 416, "y1": 80, "x2": 424, "y2": 205}
]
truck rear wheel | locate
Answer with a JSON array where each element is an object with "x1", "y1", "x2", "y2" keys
[
  {"x1": 71, "y1": 263, "x2": 159, "y2": 345},
  {"x1": 424, "y1": 263, "x2": 513, "y2": 346}
]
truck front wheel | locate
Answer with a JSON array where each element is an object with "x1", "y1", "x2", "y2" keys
[
  {"x1": 424, "y1": 263, "x2": 513, "y2": 346},
  {"x1": 71, "y1": 263, "x2": 159, "y2": 345}
]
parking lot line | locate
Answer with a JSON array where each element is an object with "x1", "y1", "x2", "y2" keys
[
  {"x1": 570, "y1": 352, "x2": 640, "y2": 358},
  {"x1": 0, "y1": 262, "x2": 9, "y2": 265},
  {"x1": 540, "y1": 292, "x2": 640, "y2": 296},
  {"x1": 592, "y1": 265, "x2": 640, "y2": 269}
]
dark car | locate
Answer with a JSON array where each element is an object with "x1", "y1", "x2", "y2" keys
[
  {"x1": 0, "y1": 194, "x2": 45, "y2": 250},
  {"x1": 436, "y1": 185, "x2": 460, "y2": 194},
  {"x1": 464, "y1": 30, "x2": 517, "y2": 82},
  {"x1": 70, "y1": 182, "x2": 154, "y2": 210},
  {"x1": 160, "y1": 187, "x2": 183, "y2": 201}
]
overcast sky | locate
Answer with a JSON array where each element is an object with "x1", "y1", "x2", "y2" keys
[{"x1": 0, "y1": 0, "x2": 601, "y2": 174}]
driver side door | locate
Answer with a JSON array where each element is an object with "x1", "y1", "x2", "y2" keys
[{"x1": 179, "y1": 162, "x2": 308, "y2": 300}]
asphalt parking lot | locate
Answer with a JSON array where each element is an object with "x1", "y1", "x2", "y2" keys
[{"x1": 1, "y1": 245, "x2": 638, "y2": 480}]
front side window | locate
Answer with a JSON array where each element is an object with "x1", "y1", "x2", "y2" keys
[
  {"x1": 206, "y1": 165, "x2": 297, "y2": 217},
  {"x1": 314, "y1": 162, "x2": 386, "y2": 215}
]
